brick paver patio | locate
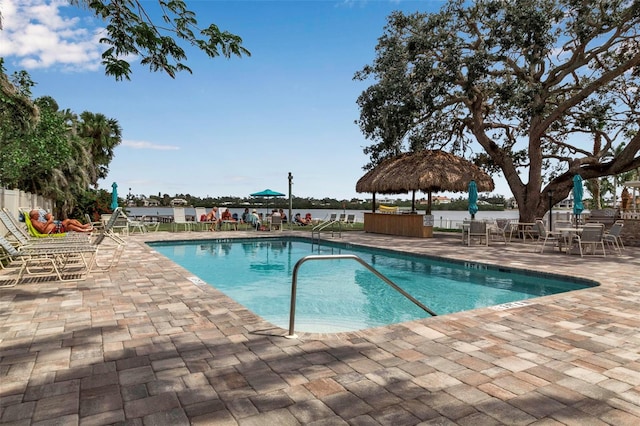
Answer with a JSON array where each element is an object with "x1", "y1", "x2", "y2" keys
[{"x1": 1, "y1": 230, "x2": 640, "y2": 425}]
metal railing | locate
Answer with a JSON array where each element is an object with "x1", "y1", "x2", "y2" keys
[
  {"x1": 311, "y1": 218, "x2": 342, "y2": 240},
  {"x1": 286, "y1": 254, "x2": 437, "y2": 338}
]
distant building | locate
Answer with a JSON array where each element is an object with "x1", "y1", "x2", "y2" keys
[
  {"x1": 433, "y1": 196, "x2": 451, "y2": 204},
  {"x1": 142, "y1": 198, "x2": 159, "y2": 207},
  {"x1": 170, "y1": 198, "x2": 188, "y2": 206}
]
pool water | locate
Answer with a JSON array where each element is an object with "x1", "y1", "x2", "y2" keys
[{"x1": 149, "y1": 238, "x2": 595, "y2": 333}]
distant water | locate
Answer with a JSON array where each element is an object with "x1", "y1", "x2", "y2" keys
[{"x1": 125, "y1": 206, "x2": 528, "y2": 226}]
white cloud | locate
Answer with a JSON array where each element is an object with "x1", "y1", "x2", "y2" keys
[
  {"x1": 0, "y1": 0, "x2": 103, "y2": 71},
  {"x1": 122, "y1": 140, "x2": 181, "y2": 151}
]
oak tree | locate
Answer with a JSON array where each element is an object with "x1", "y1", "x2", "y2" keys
[{"x1": 355, "y1": 0, "x2": 640, "y2": 221}]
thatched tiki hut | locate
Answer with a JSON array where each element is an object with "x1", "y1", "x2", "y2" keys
[
  {"x1": 356, "y1": 150, "x2": 494, "y2": 213},
  {"x1": 356, "y1": 150, "x2": 494, "y2": 238}
]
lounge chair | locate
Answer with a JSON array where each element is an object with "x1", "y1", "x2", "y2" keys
[
  {"x1": 172, "y1": 207, "x2": 193, "y2": 232},
  {"x1": 1, "y1": 210, "x2": 86, "y2": 248},
  {"x1": 17, "y1": 209, "x2": 93, "y2": 244},
  {"x1": 0, "y1": 235, "x2": 96, "y2": 287},
  {"x1": 194, "y1": 207, "x2": 217, "y2": 231},
  {"x1": 345, "y1": 214, "x2": 356, "y2": 227}
]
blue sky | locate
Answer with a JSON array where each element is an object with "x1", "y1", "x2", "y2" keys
[{"x1": 1, "y1": 0, "x2": 511, "y2": 200}]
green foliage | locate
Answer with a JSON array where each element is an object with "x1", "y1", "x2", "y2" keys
[
  {"x1": 355, "y1": 0, "x2": 640, "y2": 221},
  {"x1": 72, "y1": 0, "x2": 251, "y2": 80},
  {"x1": 0, "y1": 68, "x2": 122, "y2": 217}
]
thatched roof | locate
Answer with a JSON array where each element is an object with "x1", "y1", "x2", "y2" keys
[{"x1": 356, "y1": 150, "x2": 494, "y2": 194}]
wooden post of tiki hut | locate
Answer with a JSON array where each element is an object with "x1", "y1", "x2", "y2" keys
[{"x1": 356, "y1": 150, "x2": 494, "y2": 238}]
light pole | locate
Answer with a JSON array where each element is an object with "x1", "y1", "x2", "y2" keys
[
  {"x1": 548, "y1": 190, "x2": 553, "y2": 232},
  {"x1": 288, "y1": 172, "x2": 293, "y2": 230}
]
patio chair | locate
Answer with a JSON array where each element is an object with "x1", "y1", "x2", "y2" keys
[
  {"x1": 119, "y1": 210, "x2": 157, "y2": 234},
  {"x1": 571, "y1": 223, "x2": 606, "y2": 257},
  {"x1": 467, "y1": 221, "x2": 488, "y2": 246},
  {"x1": 245, "y1": 213, "x2": 260, "y2": 230},
  {"x1": 270, "y1": 214, "x2": 283, "y2": 231},
  {"x1": 534, "y1": 219, "x2": 563, "y2": 253},
  {"x1": 489, "y1": 219, "x2": 510, "y2": 245},
  {"x1": 603, "y1": 221, "x2": 624, "y2": 253},
  {"x1": 101, "y1": 210, "x2": 130, "y2": 236},
  {"x1": 85, "y1": 213, "x2": 104, "y2": 230},
  {"x1": 460, "y1": 219, "x2": 472, "y2": 244}
]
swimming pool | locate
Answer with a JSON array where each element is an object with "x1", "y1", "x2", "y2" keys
[{"x1": 148, "y1": 237, "x2": 596, "y2": 333}]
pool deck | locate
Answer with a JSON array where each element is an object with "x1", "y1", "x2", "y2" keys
[{"x1": 1, "y1": 230, "x2": 640, "y2": 425}]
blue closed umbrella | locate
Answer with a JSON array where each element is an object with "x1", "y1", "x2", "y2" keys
[
  {"x1": 110, "y1": 182, "x2": 119, "y2": 211},
  {"x1": 573, "y1": 175, "x2": 584, "y2": 225},
  {"x1": 468, "y1": 180, "x2": 478, "y2": 220}
]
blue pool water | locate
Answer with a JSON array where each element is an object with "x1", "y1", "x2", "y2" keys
[{"x1": 149, "y1": 238, "x2": 596, "y2": 333}]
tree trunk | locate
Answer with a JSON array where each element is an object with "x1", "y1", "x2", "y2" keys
[{"x1": 590, "y1": 179, "x2": 602, "y2": 209}]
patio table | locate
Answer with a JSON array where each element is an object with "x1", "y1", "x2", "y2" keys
[
  {"x1": 554, "y1": 227, "x2": 583, "y2": 253},
  {"x1": 515, "y1": 222, "x2": 537, "y2": 242}
]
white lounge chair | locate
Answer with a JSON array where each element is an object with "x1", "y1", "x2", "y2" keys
[
  {"x1": 172, "y1": 207, "x2": 192, "y2": 232},
  {"x1": 0, "y1": 235, "x2": 96, "y2": 286},
  {"x1": 194, "y1": 207, "x2": 218, "y2": 231}
]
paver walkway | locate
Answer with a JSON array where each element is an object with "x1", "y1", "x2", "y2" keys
[{"x1": 1, "y1": 230, "x2": 640, "y2": 425}]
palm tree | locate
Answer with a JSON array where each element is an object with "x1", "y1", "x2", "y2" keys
[{"x1": 77, "y1": 112, "x2": 122, "y2": 186}]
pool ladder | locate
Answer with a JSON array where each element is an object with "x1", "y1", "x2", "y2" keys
[
  {"x1": 311, "y1": 219, "x2": 342, "y2": 241},
  {"x1": 286, "y1": 254, "x2": 437, "y2": 338}
]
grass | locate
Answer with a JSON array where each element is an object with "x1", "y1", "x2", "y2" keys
[{"x1": 145, "y1": 221, "x2": 366, "y2": 233}]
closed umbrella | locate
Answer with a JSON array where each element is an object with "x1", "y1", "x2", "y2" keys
[
  {"x1": 468, "y1": 180, "x2": 478, "y2": 220},
  {"x1": 250, "y1": 189, "x2": 285, "y2": 216},
  {"x1": 573, "y1": 175, "x2": 584, "y2": 226},
  {"x1": 110, "y1": 182, "x2": 119, "y2": 211}
]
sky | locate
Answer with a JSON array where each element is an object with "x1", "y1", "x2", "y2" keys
[{"x1": 0, "y1": 0, "x2": 512, "y2": 201}]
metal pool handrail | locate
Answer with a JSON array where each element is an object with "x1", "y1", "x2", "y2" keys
[{"x1": 287, "y1": 254, "x2": 437, "y2": 338}]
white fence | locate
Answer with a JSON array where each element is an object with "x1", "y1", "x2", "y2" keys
[{"x1": 0, "y1": 188, "x2": 54, "y2": 234}]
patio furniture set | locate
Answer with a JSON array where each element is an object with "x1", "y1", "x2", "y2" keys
[{"x1": 462, "y1": 217, "x2": 625, "y2": 257}]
